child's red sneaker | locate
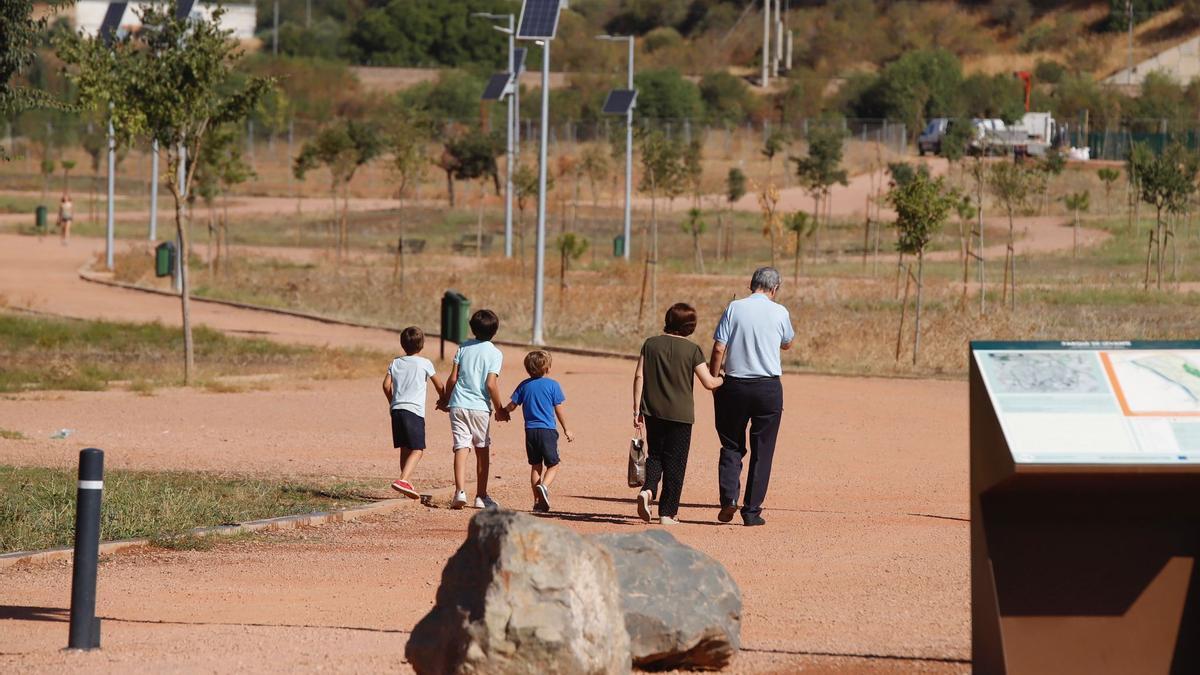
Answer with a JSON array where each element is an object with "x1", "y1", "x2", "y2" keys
[{"x1": 391, "y1": 479, "x2": 419, "y2": 499}]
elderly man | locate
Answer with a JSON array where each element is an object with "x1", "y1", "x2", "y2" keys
[{"x1": 709, "y1": 267, "x2": 794, "y2": 526}]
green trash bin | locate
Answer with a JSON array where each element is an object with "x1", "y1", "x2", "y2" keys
[
  {"x1": 155, "y1": 241, "x2": 176, "y2": 278},
  {"x1": 440, "y1": 290, "x2": 471, "y2": 359},
  {"x1": 613, "y1": 235, "x2": 625, "y2": 258},
  {"x1": 35, "y1": 205, "x2": 47, "y2": 233}
]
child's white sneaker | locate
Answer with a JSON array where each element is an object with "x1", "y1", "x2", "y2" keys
[{"x1": 451, "y1": 490, "x2": 468, "y2": 509}]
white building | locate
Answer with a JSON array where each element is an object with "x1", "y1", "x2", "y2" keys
[{"x1": 72, "y1": 1, "x2": 257, "y2": 41}]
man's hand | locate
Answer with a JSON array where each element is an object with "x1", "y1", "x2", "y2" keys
[{"x1": 495, "y1": 408, "x2": 511, "y2": 422}]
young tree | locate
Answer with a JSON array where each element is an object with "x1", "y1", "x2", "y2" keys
[
  {"x1": 682, "y1": 207, "x2": 706, "y2": 274},
  {"x1": 555, "y1": 232, "x2": 588, "y2": 297},
  {"x1": 1097, "y1": 167, "x2": 1120, "y2": 215},
  {"x1": 39, "y1": 158, "x2": 55, "y2": 204},
  {"x1": 1063, "y1": 190, "x2": 1090, "y2": 260},
  {"x1": 889, "y1": 172, "x2": 956, "y2": 365},
  {"x1": 792, "y1": 123, "x2": 849, "y2": 262},
  {"x1": 756, "y1": 182, "x2": 782, "y2": 267},
  {"x1": 294, "y1": 119, "x2": 381, "y2": 261},
  {"x1": 761, "y1": 128, "x2": 787, "y2": 183},
  {"x1": 0, "y1": 0, "x2": 66, "y2": 127},
  {"x1": 986, "y1": 161, "x2": 1034, "y2": 310},
  {"x1": 637, "y1": 129, "x2": 685, "y2": 325},
  {"x1": 722, "y1": 167, "x2": 747, "y2": 261},
  {"x1": 514, "y1": 164, "x2": 550, "y2": 271},
  {"x1": 195, "y1": 123, "x2": 254, "y2": 275},
  {"x1": 60, "y1": 4, "x2": 272, "y2": 385},
  {"x1": 1035, "y1": 146, "x2": 1067, "y2": 214},
  {"x1": 387, "y1": 112, "x2": 429, "y2": 291},
  {"x1": 784, "y1": 211, "x2": 816, "y2": 284},
  {"x1": 1130, "y1": 143, "x2": 1198, "y2": 290},
  {"x1": 954, "y1": 193, "x2": 978, "y2": 303},
  {"x1": 578, "y1": 143, "x2": 610, "y2": 219},
  {"x1": 60, "y1": 159, "x2": 75, "y2": 196}
]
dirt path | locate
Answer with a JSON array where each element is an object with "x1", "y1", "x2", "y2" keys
[{"x1": 0, "y1": 233, "x2": 971, "y2": 672}]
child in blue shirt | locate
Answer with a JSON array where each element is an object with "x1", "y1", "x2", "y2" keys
[{"x1": 504, "y1": 350, "x2": 573, "y2": 512}]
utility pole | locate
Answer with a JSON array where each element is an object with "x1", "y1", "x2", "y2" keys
[
  {"x1": 272, "y1": 1, "x2": 279, "y2": 56},
  {"x1": 105, "y1": 114, "x2": 115, "y2": 270},
  {"x1": 475, "y1": 12, "x2": 519, "y2": 258},
  {"x1": 774, "y1": 0, "x2": 783, "y2": 78},
  {"x1": 533, "y1": 39, "x2": 549, "y2": 345},
  {"x1": 761, "y1": 0, "x2": 770, "y2": 88},
  {"x1": 1127, "y1": 0, "x2": 1134, "y2": 87},
  {"x1": 305, "y1": 0, "x2": 311, "y2": 28},
  {"x1": 597, "y1": 34, "x2": 635, "y2": 262}
]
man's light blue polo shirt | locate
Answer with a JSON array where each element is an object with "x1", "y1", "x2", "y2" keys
[{"x1": 713, "y1": 293, "x2": 794, "y2": 378}]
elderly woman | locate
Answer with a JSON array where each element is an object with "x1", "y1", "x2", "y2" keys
[{"x1": 632, "y1": 303, "x2": 724, "y2": 525}]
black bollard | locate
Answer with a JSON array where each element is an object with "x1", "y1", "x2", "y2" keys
[{"x1": 67, "y1": 448, "x2": 104, "y2": 650}]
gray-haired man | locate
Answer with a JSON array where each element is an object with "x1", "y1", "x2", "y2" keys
[{"x1": 709, "y1": 267, "x2": 794, "y2": 526}]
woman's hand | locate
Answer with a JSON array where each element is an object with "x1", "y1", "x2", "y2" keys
[{"x1": 633, "y1": 411, "x2": 644, "y2": 430}]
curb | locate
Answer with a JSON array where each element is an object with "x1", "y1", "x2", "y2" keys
[
  {"x1": 76, "y1": 269, "x2": 638, "y2": 363},
  {"x1": 0, "y1": 495, "x2": 421, "y2": 570}
]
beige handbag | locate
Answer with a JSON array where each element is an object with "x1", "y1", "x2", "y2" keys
[{"x1": 627, "y1": 432, "x2": 646, "y2": 488}]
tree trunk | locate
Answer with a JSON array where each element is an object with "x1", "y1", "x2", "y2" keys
[
  {"x1": 476, "y1": 179, "x2": 485, "y2": 258},
  {"x1": 1073, "y1": 207, "x2": 1079, "y2": 259},
  {"x1": 207, "y1": 205, "x2": 215, "y2": 278},
  {"x1": 895, "y1": 263, "x2": 911, "y2": 362},
  {"x1": 341, "y1": 183, "x2": 351, "y2": 262},
  {"x1": 446, "y1": 171, "x2": 456, "y2": 208},
  {"x1": 913, "y1": 251, "x2": 924, "y2": 366},
  {"x1": 693, "y1": 232, "x2": 705, "y2": 274},
  {"x1": 171, "y1": 187, "x2": 194, "y2": 385},
  {"x1": 793, "y1": 230, "x2": 801, "y2": 285}
]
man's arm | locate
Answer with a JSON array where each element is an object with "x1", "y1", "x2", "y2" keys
[
  {"x1": 709, "y1": 342, "x2": 727, "y2": 377},
  {"x1": 554, "y1": 404, "x2": 573, "y2": 442},
  {"x1": 382, "y1": 373, "x2": 394, "y2": 403},
  {"x1": 486, "y1": 373, "x2": 509, "y2": 421}
]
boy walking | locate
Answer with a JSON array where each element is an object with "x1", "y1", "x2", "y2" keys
[
  {"x1": 504, "y1": 350, "x2": 573, "y2": 512},
  {"x1": 439, "y1": 309, "x2": 509, "y2": 510},
  {"x1": 382, "y1": 327, "x2": 444, "y2": 499}
]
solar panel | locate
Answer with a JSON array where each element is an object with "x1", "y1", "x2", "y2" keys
[
  {"x1": 602, "y1": 89, "x2": 637, "y2": 115},
  {"x1": 175, "y1": 0, "x2": 197, "y2": 21},
  {"x1": 482, "y1": 73, "x2": 512, "y2": 101},
  {"x1": 517, "y1": 0, "x2": 562, "y2": 40},
  {"x1": 513, "y1": 48, "x2": 528, "y2": 73},
  {"x1": 98, "y1": 2, "x2": 128, "y2": 46}
]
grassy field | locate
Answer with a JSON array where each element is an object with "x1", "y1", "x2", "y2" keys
[
  {"x1": 0, "y1": 465, "x2": 372, "y2": 553},
  {"x1": 102, "y1": 209, "x2": 1200, "y2": 378},
  {"x1": 0, "y1": 312, "x2": 385, "y2": 393}
]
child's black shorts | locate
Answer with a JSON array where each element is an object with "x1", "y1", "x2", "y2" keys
[
  {"x1": 391, "y1": 409, "x2": 426, "y2": 450},
  {"x1": 524, "y1": 428, "x2": 560, "y2": 467}
]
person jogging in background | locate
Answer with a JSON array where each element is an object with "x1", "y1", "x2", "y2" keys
[{"x1": 709, "y1": 267, "x2": 794, "y2": 527}]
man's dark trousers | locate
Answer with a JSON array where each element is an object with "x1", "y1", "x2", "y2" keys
[{"x1": 715, "y1": 376, "x2": 783, "y2": 519}]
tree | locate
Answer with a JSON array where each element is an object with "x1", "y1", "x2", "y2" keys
[
  {"x1": 578, "y1": 143, "x2": 610, "y2": 218},
  {"x1": 294, "y1": 120, "x2": 381, "y2": 261},
  {"x1": 756, "y1": 182, "x2": 782, "y2": 267},
  {"x1": 0, "y1": 0, "x2": 66, "y2": 128},
  {"x1": 888, "y1": 172, "x2": 956, "y2": 365},
  {"x1": 60, "y1": 4, "x2": 272, "y2": 385},
  {"x1": 555, "y1": 232, "x2": 588, "y2": 297},
  {"x1": 39, "y1": 158, "x2": 55, "y2": 204},
  {"x1": 761, "y1": 128, "x2": 787, "y2": 183},
  {"x1": 438, "y1": 127, "x2": 502, "y2": 208},
  {"x1": 513, "y1": 163, "x2": 550, "y2": 271},
  {"x1": 792, "y1": 123, "x2": 849, "y2": 262},
  {"x1": 637, "y1": 129, "x2": 685, "y2": 325},
  {"x1": 700, "y1": 70, "x2": 755, "y2": 124},
  {"x1": 784, "y1": 211, "x2": 816, "y2": 284},
  {"x1": 1097, "y1": 167, "x2": 1120, "y2": 215},
  {"x1": 633, "y1": 68, "x2": 703, "y2": 121},
  {"x1": 387, "y1": 111, "x2": 429, "y2": 292},
  {"x1": 986, "y1": 162, "x2": 1034, "y2": 310},
  {"x1": 682, "y1": 207, "x2": 706, "y2": 274},
  {"x1": 954, "y1": 193, "x2": 977, "y2": 303},
  {"x1": 722, "y1": 167, "x2": 746, "y2": 261},
  {"x1": 1063, "y1": 191, "x2": 1090, "y2": 260},
  {"x1": 1130, "y1": 142, "x2": 1198, "y2": 290},
  {"x1": 1035, "y1": 146, "x2": 1067, "y2": 214},
  {"x1": 60, "y1": 159, "x2": 75, "y2": 197},
  {"x1": 193, "y1": 123, "x2": 255, "y2": 275}
]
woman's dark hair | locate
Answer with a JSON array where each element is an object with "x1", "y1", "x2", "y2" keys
[
  {"x1": 470, "y1": 309, "x2": 500, "y2": 341},
  {"x1": 663, "y1": 303, "x2": 697, "y2": 337},
  {"x1": 400, "y1": 326, "x2": 424, "y2": 355}
]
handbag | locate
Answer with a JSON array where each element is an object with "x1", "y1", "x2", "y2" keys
[{"x1": 627, "y1": 432, "x2": 646, "y2": 488}]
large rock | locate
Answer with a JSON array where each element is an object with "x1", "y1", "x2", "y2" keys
[
  {"x1": 405, "y1": 510, "x2": 631, "y2": 675},
  {"x1": 591, "y1": 529, "x2": 741, "y2": 671}
]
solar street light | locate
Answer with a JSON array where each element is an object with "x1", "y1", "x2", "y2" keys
[
  {"x1": 472, "y1": 12, "x2": 519, "y2": 260},
  {"x1": 516, "y1": 0, "x2": 564, "y2": 346},
  {"x1": 596, "y1": 34, "x2": 636, "y2": 262}
]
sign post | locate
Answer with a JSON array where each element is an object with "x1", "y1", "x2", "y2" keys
[{"x1": 971, "y1": 340, "x2": 1200, "y2": 673}]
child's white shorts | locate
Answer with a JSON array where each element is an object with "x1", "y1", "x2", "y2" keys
[{"x1": 450, "y1": 408, "x2": 491, "y2": 450}]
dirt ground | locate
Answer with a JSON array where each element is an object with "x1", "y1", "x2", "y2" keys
[{"x1": 0, "y1": 233, "x2": 971, "y2": 673}]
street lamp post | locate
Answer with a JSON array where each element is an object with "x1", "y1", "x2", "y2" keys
[
  {"x1": 472, "y1": 12, "x2": 518, "y2": 259},
  {"x1": 596, "y1": 34, "x2": 635, "y2": 262}
]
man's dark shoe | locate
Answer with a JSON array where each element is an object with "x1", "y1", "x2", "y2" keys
[
  {"x1": 717, "y1": 504, "x2": 738, "y2": 523},
  {"x1": 743, "y1": 514, "x2": 766, "y2": 527}
]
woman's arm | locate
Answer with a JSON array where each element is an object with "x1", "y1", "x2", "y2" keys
[
  {"x1": 694, "y1": 362, "x2": 724, "y2": 391},
  {"x1": 632, "y1": 355, "x2": 645, "y2": 429}
]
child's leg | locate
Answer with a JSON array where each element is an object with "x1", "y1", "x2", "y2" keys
[
  {"x1": 399, "y1": 448, "x2": 424, "y2": 481},
  {"x1": 541, "y1": 462, "x2": 560, "y2": 488},
  {"x1": 530, "y1": 464, "x2": 543, "y2": 498},
  {"x1": 453, "y1": 448, "x2": 470, "y2": 493},
  {"x1": 475, "y1": 446, "x2": 490, "y2": 497}
]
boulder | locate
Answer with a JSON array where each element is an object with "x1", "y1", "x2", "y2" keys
[
  {"x1": 591, "y1": 529, "x2": 741, "y2": 671},
  {"x1": 405, "y1": 510, "x2": 631, "y2": 675}
]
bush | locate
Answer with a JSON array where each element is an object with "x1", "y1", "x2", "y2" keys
[
  {"x1": 990, "y1": 0, "x2": 1033, "y2": 34},
  {"x1": 1034, "y1": 59, "x2": 1066, "y2": 84},
  {"x1": 634, "y1": 68, "x2": 704, "y2": 121},
  {"x1": 643, "y1": 26, "x2": 683, "y2": 53},
  {"x1": 699, "y1": 71, "x2": 755, "y2": 124}
]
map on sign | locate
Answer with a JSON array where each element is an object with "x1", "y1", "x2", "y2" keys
[{"x1": 974, "y1": 343, "x2": 1200, "y2": 464}]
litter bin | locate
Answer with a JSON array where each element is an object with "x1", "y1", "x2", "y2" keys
[
  {"x1": 613, "y1": 235, "x2": 625, "y2": 258},
  {"x1": 35, "y1": 205, "x2": 47, "y2": 233},
  {"x1": 154, "y1": 241, "x2": 176, "y2": 278},
  {"x1": 440, "y1": 290, "x2": 471, "y2": 359}
]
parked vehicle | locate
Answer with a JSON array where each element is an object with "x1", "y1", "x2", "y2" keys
[{"x1": 917, "y1": 118, "x2": 949, "y2": 156}]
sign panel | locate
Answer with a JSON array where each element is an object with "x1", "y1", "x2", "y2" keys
[{"x1": 972, "y1": 341, "x2": 1200, "y2": 464}]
